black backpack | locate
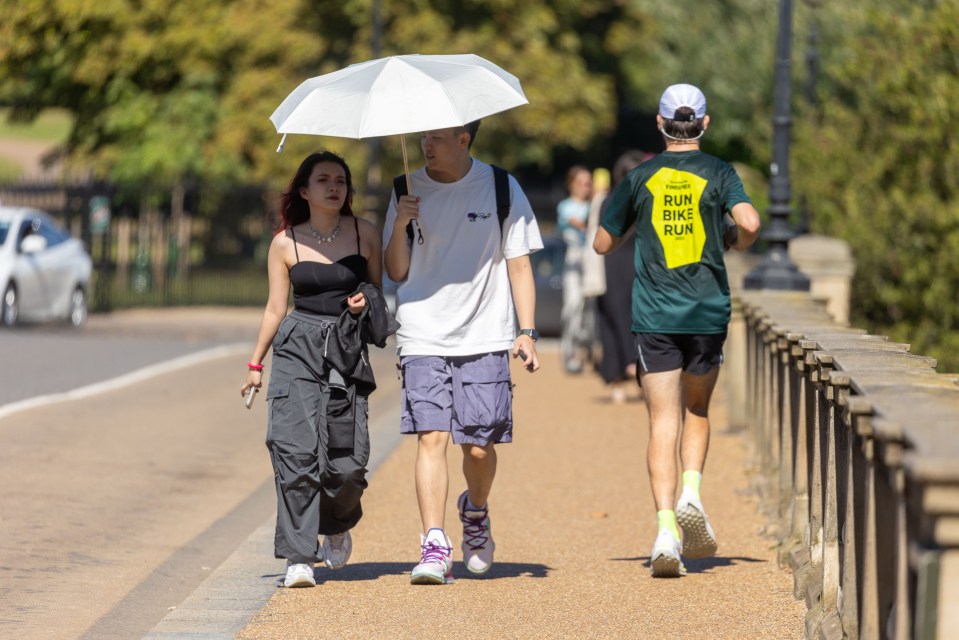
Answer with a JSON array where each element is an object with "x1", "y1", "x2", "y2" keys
[{"x1": 393, "y1": 165, "x2": 511, "y2": 246}]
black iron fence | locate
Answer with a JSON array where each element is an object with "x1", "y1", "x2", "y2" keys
[{"x1": 0, "y1": 179, "x2": 274, "y2": 311}]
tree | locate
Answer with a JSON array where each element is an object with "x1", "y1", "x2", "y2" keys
[
  {"x1": 614, "y1": 0, "x2": 778, "y2": 164},
  {"x1": 366, "y1": 0, "x2": 640, "y2": 170},
  {"x1": 793, "y1": 1, "x2": 959, "y2": 370},
  {"x1": 1, "y1": 0, "x2": 783, "y2": 189},
  {"x1": 0, "y1": 0, "x2": 332, "y2": 187}
]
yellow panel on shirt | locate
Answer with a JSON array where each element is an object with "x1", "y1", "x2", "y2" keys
[{"x1": 647, "y1": 168, "x2": 708, "y2": 269}]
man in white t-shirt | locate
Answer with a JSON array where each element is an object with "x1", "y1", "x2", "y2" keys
[{"x1": 383, "y1": 120, "x2": 543, "y2": 585}]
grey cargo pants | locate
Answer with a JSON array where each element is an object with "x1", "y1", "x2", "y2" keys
[{"x1": 266, "y1": 312, "x2": 371, "y2": 564}]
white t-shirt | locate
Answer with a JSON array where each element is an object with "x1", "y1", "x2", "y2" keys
[{"x1": 383, "y1": 159, "x2": 543, "y2": 356}]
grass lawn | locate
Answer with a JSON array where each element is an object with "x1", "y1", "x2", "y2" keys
[
  {"x1": 0, "y1": 157, "x2": 21, "y2": 181},
  {"x1": 0, "y1": 108, "x2": 72, "y2": 143}
]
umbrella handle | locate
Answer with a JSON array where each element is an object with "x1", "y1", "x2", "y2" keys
[
  {"x1": 276, "y1": 134, "x2": 288, "y2": 154},
  {"x1": 399, "y1": 135, "x2": 424, "y2": 244},
  {"x1": 399, "y1": 135, "x2": 412, "y2": 195}
]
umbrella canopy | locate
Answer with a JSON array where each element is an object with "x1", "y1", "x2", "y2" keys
[{"x1": 270, "y1": 53, "x2": 528, "y2": 141}]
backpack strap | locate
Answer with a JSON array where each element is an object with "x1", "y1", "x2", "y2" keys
[
  {"x1": 393, "y1": 174, "x2": 409, "y2": 201},
  {"x1": 491, "y1": 164, "x2": 510, "y2": 236},
  {"x1": 393, "y1": 165, "x2": 512, "y2": 247}
]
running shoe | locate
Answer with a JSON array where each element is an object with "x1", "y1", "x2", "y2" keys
[
  {"x1": 284, "y1": 561, "x2": 317, "y2": 588},
  {"x1": 649, "y1": 529, "x2": 686, "y2": 578},
  {"x1": 323, "y1": 530, "x2": 353, "y2": 570},
  {"x1": 676, "y1": 487, "x2": 718, "y2": 559},
  {"x1": 457, "y1": 490, "x2": 495, "y2": 575},
  {"x1": 410, "y1": 532, "x2": 454, "y2": 585}
]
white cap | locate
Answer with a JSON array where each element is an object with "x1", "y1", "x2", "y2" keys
[{"x1": 659, "y1": 84, "x2": 707, "y2": 121}]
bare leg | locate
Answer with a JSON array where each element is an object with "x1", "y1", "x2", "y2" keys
[
  {"x1": 415, "y1": 431, "x2": 451, "y2": 532},
  {"x1": 610, "y1": 381, "x2": 627, "y2": 404},
  {"x1": 627, "y1": 363, "x2": 643, "y2": 399},
  {"x1": 679, "y1": 368, "x2": 720, "y2": 474},
  {"x1": 640, "y1": 368, "x2": 684, "y2": 511},
  {"x1": 461, "y1": 443, "x2": 497, "y2": 507}
]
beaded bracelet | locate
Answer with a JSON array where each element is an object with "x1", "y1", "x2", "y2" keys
[{"x1": 248, "y1": 362, "x2": 264, "y2": 372}]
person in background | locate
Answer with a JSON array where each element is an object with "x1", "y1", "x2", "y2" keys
[
  {"x1": 241, "y1": 151, "x2": 393, "y2": 588},
  {"x1": 581, "y1": 166, "x2": 609, "y2": 306},
  {"x1": 594, "y1": 84, "x2": 761, "y2": 577},
  {"x1": 557, "y1": 165, "x2": 593, "y2": 372},
  {"x1": 594, "y1": 150, "x2": 654, "y2": 403},
  {"x1": 384, "y1": 120, "x2": 543, "y2": 585}
]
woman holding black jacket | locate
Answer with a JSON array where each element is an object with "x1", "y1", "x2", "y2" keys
[{"x1": 240, "y1": 151, "x2": 397, "y2": 589}]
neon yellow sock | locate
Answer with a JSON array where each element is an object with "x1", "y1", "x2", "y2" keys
[
  {"x1": 657, "y1": 510, "x2": 681, "y2": 540},
  {"x1": 682, "y1": 470, "x2": 702, "y2": 498}
]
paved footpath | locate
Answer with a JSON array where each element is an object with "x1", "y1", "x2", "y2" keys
[{"x1": 148, "y1": 341, "x2": 805, "y2": 639}]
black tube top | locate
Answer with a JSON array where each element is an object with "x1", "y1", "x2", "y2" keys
[{"x1": 290, "y1": 255, "x2": 368, "y2": 316}]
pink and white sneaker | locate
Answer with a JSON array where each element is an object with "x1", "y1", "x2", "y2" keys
[
  {"x1": 457, "y1": 491, "x2": 495, "y2": 575},
  {"x1": 410, "y1": 530, "x2": 454, "y2": 585}
]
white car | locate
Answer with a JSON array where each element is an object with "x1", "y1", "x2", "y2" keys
[{"x1": 0, "y1": 206, "x2": 93, "y2": 328}]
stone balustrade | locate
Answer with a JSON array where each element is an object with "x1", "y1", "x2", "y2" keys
[{"x1": 729, "y1": 290, "x2": 959, "y2": 640}]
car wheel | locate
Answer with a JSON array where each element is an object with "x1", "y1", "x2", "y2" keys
[
  {"x1": 1, "y1": 283, "x2": 18, "y2": 327},
  {"x1": 68, "y1": 287, "x2": 88, "y2": 328}
]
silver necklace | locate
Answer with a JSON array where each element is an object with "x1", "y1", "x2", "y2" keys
[{"x1": 308, "y1": 220, "x2": 340, "y2": 243}]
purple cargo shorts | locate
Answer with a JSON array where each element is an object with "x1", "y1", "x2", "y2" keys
[{"x1": 399, "y1": 351, "x2": 513, "y2": 446}]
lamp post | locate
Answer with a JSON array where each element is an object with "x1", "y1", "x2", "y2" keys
[{"x1": 743, "y1": 0, "x2": 810, "y2": 291}]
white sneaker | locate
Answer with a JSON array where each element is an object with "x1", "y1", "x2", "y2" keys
[
  {"x1": 649, "y1": 529, "x2": 686, "y2": 578},
  {"x1": 410, "y1": 530, "x2": 454, "y2": 585},
  {"x1": 323, "y1": 531, "x2": 353, "y2": 570},
  {"x1": 457, "y1": 491, "x2": 495, "y2": 575},
  {"x1": 284, "y1": 561, "x2": 316, "y2": 588},
  {"x1": 676, "y1": 487, "x2": 718, "y2": 559}
]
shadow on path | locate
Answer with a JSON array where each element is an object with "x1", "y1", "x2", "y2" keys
[
  {"x1": 264, "y1": 561, "x2": 553, "y2": 586},
  {"x1": 613, "y1": 555, "x2": 766, "y2": 575}
]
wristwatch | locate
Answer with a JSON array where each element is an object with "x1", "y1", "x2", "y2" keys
[{"x1": 518, "y1": 328, "x2": 539, "y2": 342}]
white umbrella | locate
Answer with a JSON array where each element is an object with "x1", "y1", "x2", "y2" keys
[{"x1": 269, "y1": 53, "x2": 528, "y2": 188}]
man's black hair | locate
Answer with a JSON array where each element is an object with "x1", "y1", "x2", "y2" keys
[
  {"x1": 459, "y1": 120, "x2": 481, "y2": 149},
  {"x1": 661, "y1": 107, "x2": 704, "y2": 140}
]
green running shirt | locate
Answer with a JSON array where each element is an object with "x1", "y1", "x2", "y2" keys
[{"x1": 600, "y1": 150, "x2": 751, "y2": 334}]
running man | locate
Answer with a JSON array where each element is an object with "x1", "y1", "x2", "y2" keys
[{"x1": 593, "y1": 84, "x2": 761, "y2": 577}]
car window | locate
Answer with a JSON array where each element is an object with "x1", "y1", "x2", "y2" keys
[
  {"x1": 0, "y1": 220, "x2": 10, "y2": 246},
  {"x1": 18, "y1": 219, "x2": 34, "y2": 244},
  {"x1": 34, "y1": 217, "x2": 71, "y2": 248}
]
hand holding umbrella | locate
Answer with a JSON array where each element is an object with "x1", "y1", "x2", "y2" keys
[{"x1": 395, "y1": 192, "x2": 422, "y2": 243}]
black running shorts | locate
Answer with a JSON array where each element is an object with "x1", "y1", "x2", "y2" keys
[{"x1": 633, "y1": 332, "x2": 727, "y2": 376}]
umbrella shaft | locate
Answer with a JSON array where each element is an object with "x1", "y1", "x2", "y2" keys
[{"x1": 400, "y1": 135, "x2": 412, "y2": 195}]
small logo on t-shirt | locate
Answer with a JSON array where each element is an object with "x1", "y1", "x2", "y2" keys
[{"x1": 467, "y1": 211, "x2": 493, "y2": 222}]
